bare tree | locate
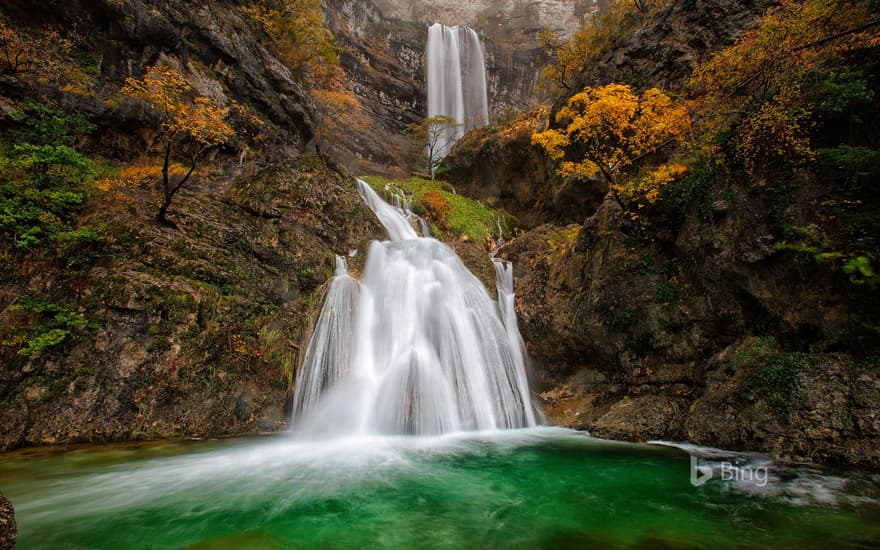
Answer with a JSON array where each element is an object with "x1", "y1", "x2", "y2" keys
[{"x1": 406, "y1": 115, "x2": 461, "y2": 179}]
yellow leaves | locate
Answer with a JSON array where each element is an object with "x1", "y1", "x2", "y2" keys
[
  {"x1": 690, "y1": 0, "x2": 879, "y2": 176},
  {"x1": 560, "y1": 84, "x2": 639, "y2": 140},
  {"x1": 94, "y1": 163, "x2": 187, "y2": 195},
  {"x1": 312, "y1": 86, "x2": 369, "y2": 142},
  {"x1": 122, "y1": 65, "x2": 190, "y2": 113},
  {"x1": 530, "y1": 128, "x2": 568, "y2": 160},
  {"x1": 532, "y1": 83, "x2": 691, "y2": 187},
  {"x1": 231, "y1": 334, "x2": 263, "y2": 359},
  {"x1": 559, "y1": 160, "x2": 601, "y2": 179},
  {"x1": 616, "y1": 162, "x2": 689, "y2": 204},
  {"x1": 0, "y1": 20, "x2": 32, "y2": 75},
  {"x1": 245, "y1": 0, "x2": 339, "y2": 83},
  {"x1": 538, "y1": 2, "x2": 669, "y2": 93},
  {"x1": 121, "y1": 65, "x2": 233, "y2": 151}
]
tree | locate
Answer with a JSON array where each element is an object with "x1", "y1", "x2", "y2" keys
[
  {"x1": 246, "y1": 0, "x2": 339, "y2": 81},
  {"x1": 0, "y1": 20, "x2": 71, "y2": 79},
  {"x1": 309, "y1": 64, "x2": 370, "y2": 147},
  {"x1": 532, "y1": 84, "x2": 691, "y2": 186},
  {"x1": 121, "y1": 65, "x2": 234, "y2": 223},
  {"x1": 690, "y1": 0, "x2": 880, "y2": 176},
  {"x1": 537, "y1": 2, "x2": 667, "y2": 94},
  {"x1": 406, "y1": 115, "x2": 460, "y2": 178}
]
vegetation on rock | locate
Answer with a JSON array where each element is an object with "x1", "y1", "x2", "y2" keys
[
  {"x1": 121, "y1": 65, "x2": 235, "y2": 223},
  {"x1": 361, "y1": 176, "x2": 514, "y2": 247},
  {"x1": 405, "y1": 115, "x2": 461, "y2": 178},
  {"x1": 531, "y1": 83, "x2": 691, "y2": 203}
]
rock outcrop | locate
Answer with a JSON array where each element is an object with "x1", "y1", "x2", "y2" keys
[
  {"x1": 0, "y1": 0, "x2": 386, "y2": 449},
  {"x1": 576, "y1": 0, "x2": 770, "y2": 91},
  {"x1": 0, "y1": 159, "x2": 383, "y2": 449},
  {"x1": 451, "y1": 0, "x2": 880, "y2": 465},
  {"x1": 498, "y1": 185, "x2": 879, "y2": 464},
  {"x1": 0, "y1": 495, "x2": 14, "y2": 550}
]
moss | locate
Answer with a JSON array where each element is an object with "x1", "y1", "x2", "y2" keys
[
  {"x1": 360, "y1": 176, "x2": 515, "y2": 246},
  {"x1": 735, "y1": 337, "x2": 811, "y2": 416}
]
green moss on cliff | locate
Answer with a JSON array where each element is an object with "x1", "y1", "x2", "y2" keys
[{"x1": 360, "y1": 176, "x2": 516, "y2": 246}]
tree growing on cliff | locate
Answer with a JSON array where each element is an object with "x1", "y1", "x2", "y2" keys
[
  {"x1": 247, "y1": 0, "x2": 339, "y2": 80},
  {"x1": 406, "y1": 115, "x2": 460, "y2": 179},
  {"x1": 531, "y1": 83, "x2": 691, "y2": 202},
  {"x1": 121, "y1": 65, "x2": 234, "y2": 223}
]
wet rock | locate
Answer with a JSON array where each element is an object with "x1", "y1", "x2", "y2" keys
[
  {"x1": 0, "y1": 495, "x2": 15, "y2": 550},
  {"x1": 590, "y1": 395, "x2": 689, "y2": 441}
]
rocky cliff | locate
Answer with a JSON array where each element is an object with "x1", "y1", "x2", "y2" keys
[
  {"x1": 0, "y1": 0, "x2": 385, "y2": 449},
  {"x1": 0, "y1": 495, "x2": 13, "y2": 550},
  {"x1": 446, "y1": 0, "x2": 880, "y2": 466},
  {"x1": 320, "y1": 0, "x2": 599, "y2": 175}
]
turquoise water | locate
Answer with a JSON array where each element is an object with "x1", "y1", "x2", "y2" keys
[{"x1": 1, "y1": 428, "x2": 878, "y2": 549}]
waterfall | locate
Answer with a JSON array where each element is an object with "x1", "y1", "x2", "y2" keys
[
  {"x1": 290, "y1": 257, "x2": 359, "y2": 420},
  {"x1": 426, "y1": 23, "x2": 489, "y2": 159},
  {"x1": 291, "y1": 180, "x2": 536, "y2": 437}
]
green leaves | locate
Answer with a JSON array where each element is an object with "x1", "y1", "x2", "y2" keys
[
  {"x1": 0, "y1": 144, "x2": 94, "y2": 251},
  {"x1": 2, "y1": 299, "x2": 94, "y2": 357},
  {"x1": 11, "y1": 100, "x2": 95, "y2": 146}
]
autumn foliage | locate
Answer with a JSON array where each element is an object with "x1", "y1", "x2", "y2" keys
[
  {"x1": 538, "y1": 1, "x2": 668, "y2": 94},
  {"x1": 690, "y1": 0, "x2": 880, "y2": 176},
  {"x1": 121, "y1": 65, "x2": 234, "y2": 222},
  {"x1": 247, "y1": 0, "x2": 338, "y2": 80},
  {"x1": 532, "y1": 83, "x2": 691, "y2": 202}
]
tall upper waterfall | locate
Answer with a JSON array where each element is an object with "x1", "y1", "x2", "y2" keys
[
  {"x1": 426, "y1": 23, "x2": 490, "y2": 159},
  {"x1": 291, "y1": 180, "x2": 536, "y2": 437}
]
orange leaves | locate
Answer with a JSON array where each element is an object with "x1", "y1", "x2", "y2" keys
[
  {"x1": 121, "y1": 65, "x2": 233, "y2": 151},
  {"x1": 0, "y1": 20, "x2": 32, "y2": 75},
  {"x1": 690, "y1": 0, "x2": 879, "y2": 176},
  {"x1": 312, "y1": 88, "x2": 369, "y2": 141},
  {"x1": 119, "y1": 65, "x2": 236, "y2": 221},
  {"x1": 532, "y1": 83, "x2": 691, "y2": 188},
  {"x1": 122, "y1": 65, "x2": 188, "y2": 116},
  {"x1": 419, "y1": 189, "x2": 451, "y2": 227},
  {"x1": 244, "y1": 0, "x2": 338, "y2": 82}
]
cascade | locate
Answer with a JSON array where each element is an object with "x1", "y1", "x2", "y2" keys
[
  {"x1": 291, "y1": 180, "x2": 536, "y2": 437},
  {"x1": 426, "y1": 23, "x2": 489, "y2": 160}
]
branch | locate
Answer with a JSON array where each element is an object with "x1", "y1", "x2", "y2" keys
[
  {"x1": 627, "y1": 137, "x2": 679, "y2": 166},
  {"x1": 793, "y1": 18, "x2": 880, "y2": 51}
]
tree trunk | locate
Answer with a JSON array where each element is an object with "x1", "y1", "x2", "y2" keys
[{"x1": 156, "y1": 194, "x2": 172, "y2": 224}]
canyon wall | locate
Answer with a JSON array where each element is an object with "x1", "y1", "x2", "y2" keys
[{"x1": 321, "y1": 0, "x2": 598, "y2": 175}]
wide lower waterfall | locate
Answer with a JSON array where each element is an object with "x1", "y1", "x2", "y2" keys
[
  {"x1": 290, "y1": 180, "x2": 536, "y2": 437},
  {"x1": 426, "y1": 23, "x2": 489, "y2": 159}
]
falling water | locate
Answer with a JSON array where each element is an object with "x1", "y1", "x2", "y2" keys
[
  {"x1": 290, "y1": 257, "x2": 359, "y2": 419},
  {"x1": 291, "y1": 180, "x2": 536, "y2": 437},
  {"x1": 426, "y1": 23, "x2": 490, "y2": 159}
]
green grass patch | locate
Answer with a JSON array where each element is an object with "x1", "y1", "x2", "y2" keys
[{"x1": 360, "y1": 176, "x2": 515, "y2": 245}]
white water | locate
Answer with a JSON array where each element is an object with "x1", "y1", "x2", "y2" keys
[
  {"x1": 290, "y1": 180, "x2": 536, "y2": 437},
  {"x1": 426, "y1": 23, "x2": 489, "y2": 159}
]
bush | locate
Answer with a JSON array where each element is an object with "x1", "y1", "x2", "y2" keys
[
  {"x1": 0, "y1": 144, "x2": 95, "y2": 252},
  {"x1": 2, "y1": 299, "x2": 95, "y2": 357}
]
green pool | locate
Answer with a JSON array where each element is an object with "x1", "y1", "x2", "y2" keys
[{"x1": 1, "y1": 428, "x2": 878, "y2": 549}]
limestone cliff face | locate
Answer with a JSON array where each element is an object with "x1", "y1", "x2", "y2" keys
[
  {"x1": 321, "y1": 0, "x2": 598, "y2": 174},
  {"x1": 0, "y1": 158, "x2": 383, "y2": 450},
  {"x1": 444, "y1": 0, "x2": 880, "y2": 466},
  {"x1": 373, "y1": 0, "x2": 595, "y2": 37},
  {"x1": 322, "y1": 0, "x2": 426, "y2": 175},
  {"x1": 0, "y1": 0, "x2": 385, "y2": 449}
]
